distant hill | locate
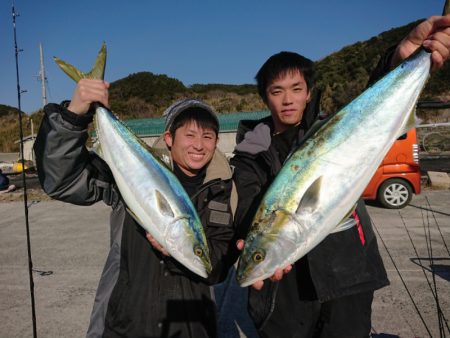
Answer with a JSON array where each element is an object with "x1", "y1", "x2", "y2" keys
[
  {"x1": 1, "y1": 19, "x2": 449, "y2": 152},
  {"x1": 108, "y1": 72, "x2": 265, "y2": 119},
  {"x1": 315, "y1": 20, "x2": 450, "y2": 114},
  {"x1": 0, "y1": 104, "x2": 43, "y2": 153}
]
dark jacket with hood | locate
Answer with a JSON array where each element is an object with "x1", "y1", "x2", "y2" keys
[
  {"x1": 34, "y1": 102, "x2": 236, "y2": 338},
  {"x1": 230, "y1": 51, "x2": 396, "y2": 333}
]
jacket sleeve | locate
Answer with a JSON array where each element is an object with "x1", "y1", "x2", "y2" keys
[{"x1": 34, "y1": 103, "x2": 118, "y2": 206}]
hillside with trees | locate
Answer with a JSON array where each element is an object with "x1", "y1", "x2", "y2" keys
[
  {"x1": 316, "y1": 20, "x2": 450, "y2": 115},
  {"x1": 108, "y1": 73, "x2": 265, "y2": 119},
  {"x1": 1, "y1": 19, "x2": 449, "y2": 152},
  {"x1": 0, "y1": 104, "x2": 44, "y2": 153}
]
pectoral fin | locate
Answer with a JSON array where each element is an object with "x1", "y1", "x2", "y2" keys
[
  {"x1": 155, "y1": 189, "x2": 175, "y2": 218},
  {"x1": 296, "y1": 176, "x2": 323, "y2": 214}
]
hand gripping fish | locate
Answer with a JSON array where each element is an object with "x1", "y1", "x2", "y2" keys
[
  {"x1": 236, "y1": 45, "x2": 433, "y2": 287},
  {"x1": 54, "y1": 43, "x2": 212, "y2": 278}
]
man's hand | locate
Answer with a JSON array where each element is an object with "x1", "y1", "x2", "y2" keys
[
  {"x1": 392, "y1": 14, "x2": 450, "y2": 72},
  {"x1": 146, "y1": 232, "x2": 170, "y2": 256},
  {"x1": 236, "y1": 239, "x2": 292, "y2": 291},
  {"x1": 67, "y1": 79, "x2": 110, "y2": 115}
]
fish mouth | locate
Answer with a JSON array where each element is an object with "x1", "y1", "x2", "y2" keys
[
  {"x1": 236, "y1": 263, "x2": 277, "y2": 287},
  {"x1": 166, "y1": 215, "x2": 212, "y2": 275},
  {"x1": 236, "y1": 245, "x2": 272, "y2": 287}
]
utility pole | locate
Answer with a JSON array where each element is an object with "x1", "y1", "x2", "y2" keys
[{"x1": 39, "y1": 43, "x2": 48, "y2": 107}]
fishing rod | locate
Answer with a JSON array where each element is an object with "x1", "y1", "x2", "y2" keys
[
  {"x1": 371, "y1": 218, "x2": 433, "y2": 337},
  {"x1": 399, "y1": 211, "x2": 450, "y2": 336},
  {"x1": 422, "y1": 197, "x2": 450, "y2": 337},
  {"x1": 424, "y1": 196, "x2": 450, "y2": 258},
  {"x1": 421, "y1": 207, "x2": 448, "y2": 337},
  {"x1": 12, "y1": 3, "x2": 38, "y2": 338}
]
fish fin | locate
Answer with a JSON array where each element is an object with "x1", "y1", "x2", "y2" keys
[
  {"x1": 53, "y1": 42, "x2": 107, "y2": 83},
  {"x1": 91, "y1": 118, "x2": 104, "y2": 158},
  {"x1": 155, "y1": 189, "x2": 175, "y2": 218},
  {"x1": 331, "y1": 204, "x2": 357, "y2": 233},
  {"x1": 119, "y1": 121, "x2": 172, "y2": 170},
  {"x1": 331, "y1": 218, "x2": 357, "y2": 233},
  {"x1": 53, "y1": 57, "x2": 86, "y2": 83},
  {"x1": 86, "y1": 42, "x2": 107, "y2": 80},
  {"x1": 92, "y1": 138, "x2": 103, "y2": 158},
  {"x1": 151, "y1": 148, "x2": 172, "y2": 169},
  {"x1": 443, "y1": 0, "x2": 449, "y2": 16},
  {"x1": 296, "y1": 176, "x2": 323, "y2": 214},
  {"x1": 397, "y1": 106, "x2": 420, "y2": 138},
  {"x1": 343, "y1": 203, "x2": 357, "y2": 221}
]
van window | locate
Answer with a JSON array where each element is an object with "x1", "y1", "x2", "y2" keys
[{"x1": 397, "y1": 133, "x2": 407, "y2": 140}]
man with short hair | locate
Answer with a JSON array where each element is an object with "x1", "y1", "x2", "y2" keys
[
  {"x1": 34, "y1": 92, "x2": 236, "y2": 337},
  {"x1": 231, "y1": 14, "x2": 450, "y2": 338}
]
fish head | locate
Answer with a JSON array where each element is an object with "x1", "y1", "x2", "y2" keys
[
  {"x1": 165, "y1": 215, "x2": 212, "y2": 278},
  {"x1": 236, "y1": 209, "x2": 302, "y2": 287}
]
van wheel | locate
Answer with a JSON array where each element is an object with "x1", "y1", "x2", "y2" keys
[{"x1": 378, "y1": 179, "x2": 413, "y2": 209}]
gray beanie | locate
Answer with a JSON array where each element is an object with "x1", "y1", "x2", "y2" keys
[{"x1": 163, "y1": 98, "x2": 218, "y2": 131}]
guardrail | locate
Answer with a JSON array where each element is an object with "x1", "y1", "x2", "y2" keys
[{"x1": 417, "y1": 123, "x2": 450, "y2": 153}]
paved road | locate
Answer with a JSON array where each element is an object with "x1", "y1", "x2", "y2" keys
[
  {"x1": 1, "y1": 191, "x2": 449, "y2": 337},
  {"x1": 364, "y1": 191, "x2": 450, "y2": 338}
]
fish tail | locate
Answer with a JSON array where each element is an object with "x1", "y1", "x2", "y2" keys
[
  {"x1": 443, "y1": 0, "x2": 449, "y2": 16},
  {"x1": 53, "y1": 42, "x2": 107, "y2": 83}
]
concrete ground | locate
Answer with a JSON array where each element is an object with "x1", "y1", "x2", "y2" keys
[
  {"x1": 1, "y1": 190, "x2": 449, "y2": 338},
  {"x1": 369, "y1": 190, "x2": 450, "y2": 338}
]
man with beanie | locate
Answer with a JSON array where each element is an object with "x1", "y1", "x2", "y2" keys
[{"x1": 34, "y1": 90, "x2": 236, "y2": 337}]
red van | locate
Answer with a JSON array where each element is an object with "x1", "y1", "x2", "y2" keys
[{"x1": 362, "y1": 128, "x2": 421, "y2": 209}]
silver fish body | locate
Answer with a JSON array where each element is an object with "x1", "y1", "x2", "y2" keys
[
  {"x1": 236, "y1": 49, "x2": 431, "y2": 287},
  {"x1": 95, "y1": 107, "x2": 212, "y2": 277}
]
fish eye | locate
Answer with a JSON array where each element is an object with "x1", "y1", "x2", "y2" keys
[
  {"x1": 252, "y1": 251, "x2": 265, "y2": 263},
  {"x1": 194, "y1": 245, "x2": 203, "y2": 257}
]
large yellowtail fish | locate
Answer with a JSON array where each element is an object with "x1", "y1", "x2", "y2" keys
[
  {"x1": 236, "y1": 45, "x2": 433, "y2": 287},
  {"x1": 54, "y1": 43, "x2": 212, "y2": 277}
]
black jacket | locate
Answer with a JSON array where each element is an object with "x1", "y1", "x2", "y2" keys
[
  {"x1": 230, "y1": 51, "x2": 395, "y2": 331},
  {"x1": 34, "y1": 103, "x2": 236, "y2": 338}
]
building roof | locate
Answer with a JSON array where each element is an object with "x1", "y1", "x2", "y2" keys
[{"x1": 122, "y1": 110, "x2": 271, "y2": 136}]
